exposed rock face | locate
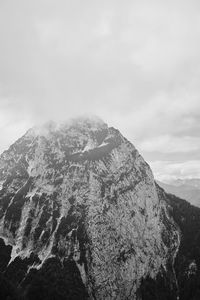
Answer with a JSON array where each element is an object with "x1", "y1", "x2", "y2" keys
[{"x1": 0, "y1": 117, "x2": 180, "y2": 299}]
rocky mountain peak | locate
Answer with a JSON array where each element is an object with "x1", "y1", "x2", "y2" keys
[
  {"x1": 0, "y1": 116, "x2": 188, "y2": 299},
  {"x1": 68, "y1": 115, "x2": 107, "y2": 130},
  {"x1": 26, "y1": 115, "x2": 107, "y2": 138}
]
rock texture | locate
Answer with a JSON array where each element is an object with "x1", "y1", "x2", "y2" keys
[{"x1": 0, "y1": 116, "x2": 189, "y2": 299}]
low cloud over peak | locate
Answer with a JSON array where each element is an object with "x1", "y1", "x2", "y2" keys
[{"x1": 0, "y1": 0, "x2": 200, "y2": 180}]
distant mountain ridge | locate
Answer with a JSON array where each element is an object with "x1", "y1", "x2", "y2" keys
[
  {"x1": 157, "y1": 179, "x2": 200, "y2": 208},
  {"x1": 167, "y1": 178, "x2": 200, "y2": 189}
]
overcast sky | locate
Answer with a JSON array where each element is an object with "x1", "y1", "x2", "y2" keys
[{"x1": 0, "y1": 0, "x2": 200, "y2": 181}]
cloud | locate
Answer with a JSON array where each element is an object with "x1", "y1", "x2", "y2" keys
[
  {"x1": 0, "y1": 0, "x2": 200, "y2": 180},
  {"x1": 139, "y1": 135, "x2": 200, "y2": 153},
  {"x1": 150, "y1": 160, "x2": 200, "y2": 181}
]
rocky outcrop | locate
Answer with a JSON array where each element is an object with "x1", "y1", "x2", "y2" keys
[{"x1": 0, "y1": 117, "x2": 180, "y2": 299}]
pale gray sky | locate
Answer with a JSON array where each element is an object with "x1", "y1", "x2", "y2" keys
[{"x1": 0, "y1": 0, "x2": 200, "y2": 181}]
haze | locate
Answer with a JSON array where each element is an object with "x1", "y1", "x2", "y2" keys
[{"x1": 0, "y1": 0, "x2": 200, "y2": 181}]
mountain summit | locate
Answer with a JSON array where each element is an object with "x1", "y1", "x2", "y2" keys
[{"x1": 0, "y1": 117, "x2": 199, "y2": 299}]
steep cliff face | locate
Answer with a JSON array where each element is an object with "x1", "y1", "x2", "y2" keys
[
  {"x1": 160, "y1": 188, "x2": 200, "y2": 300},
  {"x1": 0, "y1": 117, "x2": 179, "y2": 299}
]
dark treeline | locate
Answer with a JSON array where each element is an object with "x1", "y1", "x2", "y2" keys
[{"x1": 0, "y1": 255, "x2": 88, "y2": 300}]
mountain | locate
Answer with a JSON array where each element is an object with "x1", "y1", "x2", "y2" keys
[
  {"x1": 155, "y1": 186, "x2": 200, "y2": 300},
  {"x1": 0, "y1": 116, "x2": 199, "y2": 299},
  {"x1": 157, "y1": 180, "x2": 200, "y2": 208},
  {"x1": 167, "y1": 179, "x2": 200, "y2": 189}
]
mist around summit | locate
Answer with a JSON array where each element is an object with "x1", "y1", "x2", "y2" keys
[
  {"x1": 0, "y1": 1, "x2": 200, "y2": 299},
  {"x1": 0, "y1": 0, "x2": 200, "y2": 183}
]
